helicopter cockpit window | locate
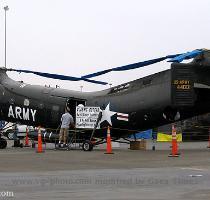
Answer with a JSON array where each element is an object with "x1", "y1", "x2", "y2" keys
[
  {"x1": 24, "y1": 99, "x2": 30, "y2": 107},
  {"x1": 9, "y1": 98, "x2": 15, "y2": 105}
]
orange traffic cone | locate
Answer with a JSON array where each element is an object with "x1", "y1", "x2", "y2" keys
[
  {"x1": 207, "y1": 128, "x2": 210, "y2": 148},
  {"x1": 24, "y1": 127, "x2": 30, "y2": 147},
  {"x1": 104, "y1": 126, "x2": 114, "y2": 154},
  {"x1": 168, "y1": 124, "x2": 179, "y2": 157},
  {"x1": 36, "y1": 127, "x2": 44, "y2": 153}
]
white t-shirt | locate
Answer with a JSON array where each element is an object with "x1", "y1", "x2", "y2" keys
[{"x1": 61, "y1": 112, "x2": 74, "y2": 128}]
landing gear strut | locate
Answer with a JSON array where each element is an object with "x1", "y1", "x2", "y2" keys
[{"x1": 82, "y1": 111, "x2": 102, "y2": 152}]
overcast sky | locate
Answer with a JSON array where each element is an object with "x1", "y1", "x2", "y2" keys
[{"x1": 0, "y1": 0, "x2": 209, "y2": 91}]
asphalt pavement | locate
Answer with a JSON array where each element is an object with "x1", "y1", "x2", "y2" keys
[{"x1": 0, "y1": 141, "x2": 209, "y2": 200}]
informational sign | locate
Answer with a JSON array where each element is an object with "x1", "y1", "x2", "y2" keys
[
  {"x1": 76, "y1": 106, "x2": 100, "y2": 129},
  {"x1": 171, "y1": 64, "x2": 195, "y2": 106}
]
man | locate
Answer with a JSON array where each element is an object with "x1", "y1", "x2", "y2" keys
[{"x1": 59, "y1": 108, "x2": 74, "y2": 147}]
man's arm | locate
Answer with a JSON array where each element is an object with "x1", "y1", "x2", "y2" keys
[{"x1": 69, "y1": 115, "x2": 75, "y2": 129}]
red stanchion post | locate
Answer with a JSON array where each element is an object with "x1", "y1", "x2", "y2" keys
[
  {"x1": 168, "y1": 124, "x2": 179, "y2": 157},
  {"x1": 24, "y1": 127, "x2": 30, "y2": 147},
  {"x1": 36, "y1": 127, "x2": 44, "y2": 153}
]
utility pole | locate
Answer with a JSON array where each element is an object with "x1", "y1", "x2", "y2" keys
[
  {"x1": 3, "y1": 6, "x2": 9, "y2": 68},
  {"x1": 80, "y1": 85, "x2": 83, "y2": 92}
]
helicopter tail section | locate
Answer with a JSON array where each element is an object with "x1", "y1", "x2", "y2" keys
[
  {"x1": 170, "y1": 50, "x2": 210, "y2": 120},
  {"x1": 171, "y1": 63, "x2": 195, "y2": 107}
]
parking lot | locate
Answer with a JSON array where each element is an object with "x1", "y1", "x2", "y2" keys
[{"x1": 0, "y1": 141, "x2": 210, "y2": 199}]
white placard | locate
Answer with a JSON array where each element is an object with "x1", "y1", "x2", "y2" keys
[{"x1": 76, "y1": 106, "x2": 100, "y2": 129}]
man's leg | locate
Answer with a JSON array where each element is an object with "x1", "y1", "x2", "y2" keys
[
  {"x1": 59, "y1": 128, "x2": 64, "y2": 144},
  {"x1": 63, "y1": 128, "x2": 69, "y2": 145}
]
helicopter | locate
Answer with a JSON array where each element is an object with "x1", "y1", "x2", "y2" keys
[{"x1": 0, "y1": 49, "x2": 210, "y2": 150}]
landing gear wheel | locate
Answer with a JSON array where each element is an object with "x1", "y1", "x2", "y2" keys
[
  {"x1": 0, "y1": 138, "x2": 7, "y2": 149},
  {"x1": 82, "y1": 141, "x2": 93, "y2": 151}
]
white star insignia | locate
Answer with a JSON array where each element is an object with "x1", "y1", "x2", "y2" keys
[{"x1": 100, "y1": 103, "x2": 116, "y2": 126}]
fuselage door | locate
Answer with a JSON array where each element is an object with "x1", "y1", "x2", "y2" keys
[{"x1": 66, "y1": 98, "x2": 86, "y2": 119}]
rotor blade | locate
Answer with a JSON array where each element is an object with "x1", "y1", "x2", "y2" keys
[
  {"x1": 82, "y1": 54, "x2": 180, "y2": 79},
  {"x1": 168, "y1": 49, "x2": 203, "y2": 63},
  {"x1": 7, "y1": 69, "x2": 108, "y2": 85},
  {"x1": 80, "y1": 77, "x2": 107, "y2": 85}
]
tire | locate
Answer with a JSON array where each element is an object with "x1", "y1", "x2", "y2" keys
[
  {"x1": 4, "y1": 129, "x2": 14, "y2": 140},
  {"x1": 0, "y1": 138, "x2": 7, "y2": 149},
  {"x1": 82, "y1": 141, "x2": 93, "y2": 151}
]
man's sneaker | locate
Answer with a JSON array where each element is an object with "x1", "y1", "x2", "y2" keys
[{"x1": 58, "y1": 143, "x2": 62, "y2": 148}]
